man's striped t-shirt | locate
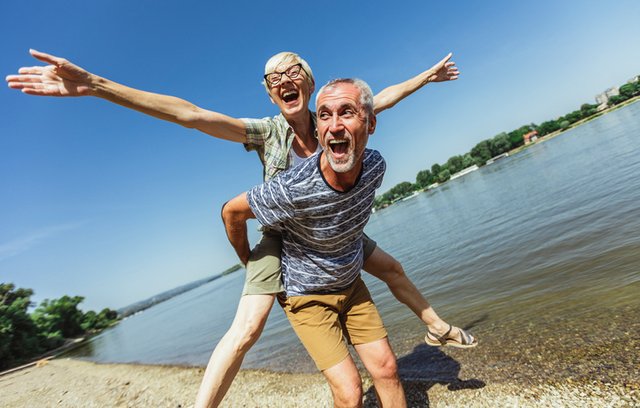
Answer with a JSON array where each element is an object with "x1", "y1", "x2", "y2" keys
[{"x1": 246, "y1": 149, "x2": 386, "y2": 296}]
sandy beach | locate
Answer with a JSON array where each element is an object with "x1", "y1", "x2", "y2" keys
[
  {"x1": 0, "y1": 358, "x2": 637, "y2": 407},
  {"x1": 2, "y1": 300, "x2": 639, "y2": 407}
]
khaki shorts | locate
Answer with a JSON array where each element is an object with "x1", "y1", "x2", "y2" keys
[
  {"x1": 243, "y1": 231, "x2": 377, "y2": 296},
  {"x1": 278, "y1": 277, "x2": 387, "y2": 371}
]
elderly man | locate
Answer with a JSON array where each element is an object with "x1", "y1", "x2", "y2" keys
[
  {"x1": 7, "y1": 50, "x2": 474, "y2": 407},
  {"x1": 222, "y1": 78, "x2": 405, "y2": 407}
]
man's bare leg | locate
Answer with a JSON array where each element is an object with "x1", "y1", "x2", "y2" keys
[
  {"x1": 322, "y1": 356, "x2": 365, "y2": 408},
  {"x1": 354, "y1": 338, "x2": 406, "y2": 408},
  {"x1": 194, "y1": 294, "x2": 275, "y2": 408},
  {"x1": 363, "y1": 247, "x2": 473, "y2": 343}
]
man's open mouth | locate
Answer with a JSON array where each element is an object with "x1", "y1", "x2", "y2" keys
[
  {"x1": 329, "y1": 139, "x2": 349, "y2": 156},
  {"x1": 282, "y1": 90, "x2": 299, "y2": 103}
]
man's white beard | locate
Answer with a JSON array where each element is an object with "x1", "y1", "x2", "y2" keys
[{"x1": 326, "y1": 149, "x2": 356, "y2": 173}]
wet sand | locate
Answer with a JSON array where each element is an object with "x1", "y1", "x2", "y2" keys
[{"x1": 388, "y1": 290, "x2": 640, "y2": 386}]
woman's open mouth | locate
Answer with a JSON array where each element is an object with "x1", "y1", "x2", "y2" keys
[{"x1": 281, "y1": 90, "x2": 299, "y2": 104}]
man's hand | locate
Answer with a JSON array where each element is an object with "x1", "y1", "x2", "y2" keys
[
  {"x1": 6, "y1": 49, "x2": 93, "y2": 96},
  {"x1": 426, "y1": 53, "x2": 459, "y2": 83},
  {"x1": 221, "y1": 193, "x2": 255, "y2": 265}
]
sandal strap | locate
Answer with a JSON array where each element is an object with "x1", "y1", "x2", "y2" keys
[
  {"x1": 427, "y1": 324, "x2": 453, "y2": 346},
  {"x1": 458, "y1": 328, "x2": 474, "y2": 345}
]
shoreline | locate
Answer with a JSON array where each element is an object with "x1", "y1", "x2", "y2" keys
[
  {"x1": 0, "y1": 358, "x2": 637, "y2": 407},
  {"x1": 508, "y1": 96, "x2": 640, "y2": 155},
  {"x1": 376, "y1": 97, "x2": 640, "y2": 210},
  {"x1": 4, "y1": 285, "x2": 633, "y2": 407}
]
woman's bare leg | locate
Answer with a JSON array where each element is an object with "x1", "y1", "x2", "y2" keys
[
  {"x1": 194, "y1": 294, "x2": 275, "y2": 408},
  {"x1": 363, "y1": 247, "x2": 472, "y2": 343}
]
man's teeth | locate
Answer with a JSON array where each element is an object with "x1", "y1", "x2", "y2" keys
[{"x1": 329, "y1": 140, "x2": 347, "y2": 144}]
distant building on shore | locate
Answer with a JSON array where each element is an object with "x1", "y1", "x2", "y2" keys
[
  {"x1": 524, "y1": 130, "x2": 538, "y2": 145},
  {"x1": 595, "y1": 87, "x2": 620, "y2": 110}
]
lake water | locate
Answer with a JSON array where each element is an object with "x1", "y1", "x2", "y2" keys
[{"x1": 69, "y1": 102, "x2": 640, "y2": 383}]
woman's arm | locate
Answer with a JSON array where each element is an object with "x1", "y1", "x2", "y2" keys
[
  {"x1": 6, "y1": 49, "x2": 247, "y2": 143},
  {"x1": 372, "y1": 53, "x2": 459, "y2": 115}
]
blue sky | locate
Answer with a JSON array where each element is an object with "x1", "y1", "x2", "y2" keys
[{"x1": 2, "y1": 1, "x2": 639, "y2": 311}]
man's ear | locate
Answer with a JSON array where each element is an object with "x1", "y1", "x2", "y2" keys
[{"x1": 368, "y1": 114, "x2": 377, "y2": 135}]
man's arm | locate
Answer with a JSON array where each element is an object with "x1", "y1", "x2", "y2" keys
[
  {"x1": 372, "y1": 53, "x2": 459, "y2": 115},
  {"x1": 5, "y1": 49, "x2": 247, "y2": 143},
  {"x1": 221, "y1": 193, "x2": 255, "y2": 265}
]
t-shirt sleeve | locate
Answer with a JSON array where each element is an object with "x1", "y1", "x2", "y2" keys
[
  {"x1": 246, "y1": 175, "x2": 295, "y2": 230},
  {"x1": 377, "y1": 157, "x2": 386, "y2": 189},
  {"x1": 371, "y1": 150, "x2": 386, "y2": 189},
  {"x1": 241, "y1": 117, "x2": 273, "y2": 152}
]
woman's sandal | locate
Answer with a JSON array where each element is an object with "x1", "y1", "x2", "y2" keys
[{"x1": 425, "y1": 324, "x2": 478, "y2": 348}]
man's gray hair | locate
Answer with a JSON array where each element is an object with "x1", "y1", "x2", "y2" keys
[
  {"x1": 315, "y1": 78, "x2": 374, "y2": 115},
  {"x1": 262, "y1": 52, "x2": 315, "y2": 91}
]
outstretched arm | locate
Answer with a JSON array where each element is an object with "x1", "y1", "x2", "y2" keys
[
  {"x1": 6, "y1": 49, "x2": 247, "y2": 143},
  {"x1": 372, "y1": 53, "x2": 459, "y2": 114},
  {"x1": 221, "y1": 193, "x2": 255, "y2": 265}
]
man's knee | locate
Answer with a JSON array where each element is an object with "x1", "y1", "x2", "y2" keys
[
  {"x1": 370, "y1": 353, "x2": 399, "y2": 382},
  {"x1": 330, "y1": 379, "x2": 363, "y2": 407},
  {"x1": 324, "y1": 357, "x2": 364, "y2": 407},
  {"x1": 360, "y1": 341, "x2": 400, "y2": 382}
]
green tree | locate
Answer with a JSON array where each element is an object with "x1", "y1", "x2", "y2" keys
[
  {"x1": 470, "y1": 140, "x2": 492, "y2": 165},
  {"x1": 580, "y1": 103, "x2": 598, "y2": 118},
  {"x1": 430, "y1": 163, "x2": 442, "y2": 176},
  {"x1": 389, "y1": 182, "x2": 414, "y2": 199},
  {"x1": 491, "y1": 133, "x2": 511, "y2": 155},
  {"x1": 608, "y1": 94, "x2": 628, "y2": 106},
  {"x1": 619, "y1": 83, "x2": 639, "y2": 98},
  {"x1": 416, "y1": 169, "x2": 433, "y2": 188},
  {"x1": 563, "y1": 110, "x2": 583, "y2": 124},
  {"x1": 537, "y1": 120, "x2": 561, "y2": 136},
  {"x1": 437, "y1": 169, "x2": 451, "y2": 183},
  {"x1": 32, "y1": 295, "x2": 86, "y2": 338},
  {"x1": 80, "y1": 308, "x2": 116, "y2": 332},
  {"x1": 0, "y1": 284, "x2": 43, "y2": 370},
  {"x1": 446, "y1": 155, "x2": 464, "y2": 175},
  {"x1": 81, "y1": 310, "x2": 98, "y2": 332},
  {"x1": 461, "y1": 153, "x2": 475, "y2": 169},
  {"x1": 95, "y1": 308, "x2": 118, "y2": 330}
]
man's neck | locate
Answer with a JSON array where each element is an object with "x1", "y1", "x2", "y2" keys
[{"x1": 320, "y1": 153, "x2": 362, "y2": 192}]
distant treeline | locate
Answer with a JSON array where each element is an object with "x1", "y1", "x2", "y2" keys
[
  {"x1": 375, "y1": 76, "x2": 640, "y2": 209},
  {"x1": 117, "y1": 266, "x2": 242, "y2": 319},
  {"x1": 0, "y1": 283, "x2": 118, "y2": 371},
  {"x1": 221, "y1": 263, "x2": 242, "y2": 275}
]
